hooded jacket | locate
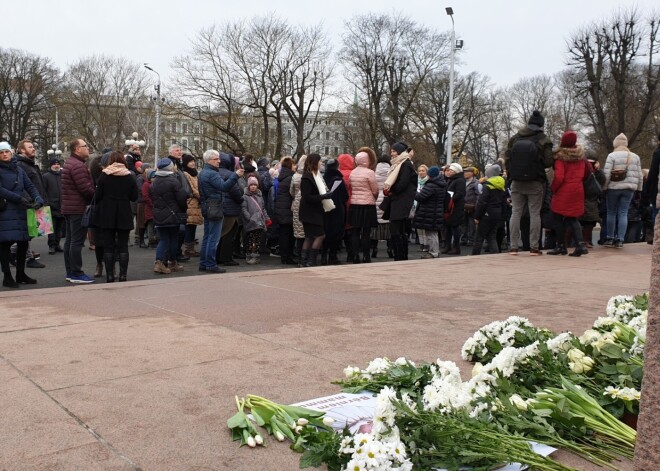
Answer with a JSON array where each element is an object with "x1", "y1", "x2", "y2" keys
[
  {"x1": 474, "y1": 176, "x2": 507, "y2": 222},
  {"x1": 445, "y1": 172, "x2": 466, "y2": 227},
  {"x1": 274, "y1": 166, "x2": 295, "y2": 225},
  {"x1": 0, "y1": 160, "x2": 42, "y2": 242},
  {"x1": 349, "y1": 152, "x2": 378, "y2": 206},
  {"x1": 550, "y1": 146, "x2": 590, "y2": 217},
  {"x1": 218, "y1": 152, "x2": 243, "y2": 217},
  {"x1": 374, "y1": 162, "x2": 390, "y2": 223}
]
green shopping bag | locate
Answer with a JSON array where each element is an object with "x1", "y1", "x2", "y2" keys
[{"x1": 26, "y1": 208, "x2": 39, "y2": 238}]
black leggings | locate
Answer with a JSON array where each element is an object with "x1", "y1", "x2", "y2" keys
[
  {"x1": 351, "y1": 226, "x2": 371, "y2": 257},
  {"x1": 103, "y1": 229, "x2": 130, "y2": 254},
  {"x1": 0, "y1": 240, "x2": 27, "y2": 274},
  {"x1": 553, "y1": 212, "x2": 583, "y2": 246}
]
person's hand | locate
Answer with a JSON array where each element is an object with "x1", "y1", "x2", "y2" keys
[
  {"x1": 383, "y1": 188, "x2": 391, "y2": 197},
  {"x1": 321, "y1": 192, "x2": 333, "y2": 199},
  {"x1": 34, "y1": 197, "x2": 44, "y2": 209},
  {"x1": 20, "y1": 197, "x2": 32, "y2": 207},
  {"x1": 236, "y1": 168, "x2": 245, "y2": 177}
]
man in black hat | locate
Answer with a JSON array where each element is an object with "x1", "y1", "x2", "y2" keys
[
  {"x1": 42, "y1": 158, "x2": 65, "y2": 254},
  {"x1": 504, "y1": 110, "x2": 553, "y2": 255}
]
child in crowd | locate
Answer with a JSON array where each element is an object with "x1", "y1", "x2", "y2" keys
[{"x1": 241, "y1": 176, "x2": 271, "y2": 264}]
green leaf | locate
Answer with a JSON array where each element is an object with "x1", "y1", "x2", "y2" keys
[
  {"x1": 299, "y1": 449, "x2": 324, "y2": 468},
  {"x1": 251, "y1": 408, "x2": 266, "y2": 426},
  {"x1": 227, "y1": 411, "x2": 247, "y2": 429}
]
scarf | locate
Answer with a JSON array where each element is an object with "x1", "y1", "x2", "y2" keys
[
  {"x1": 313, "y1": 171, "x2": 335, "y2": 212},
  {"x1": 102, "y1": 162, "x2": 131, "y2": 176},
  {"x1": 384, "y1": 152, "x2": 410, "y2": 190},
  {"x1": 184, "y1": 167, "x2": 198, "y2": 177}
]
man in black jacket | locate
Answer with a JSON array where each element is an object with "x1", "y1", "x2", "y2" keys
[
  {"x1": 42, "y1": 158, "x2": 65, "y2": 254},
  {"x1": 504, "y1": 110, "x2": 553, "y2": 255}
]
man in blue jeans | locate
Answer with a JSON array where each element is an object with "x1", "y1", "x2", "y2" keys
[
  {"x1": 61, "y1": 139, "x2": 96, "y2": 283},
  {"x1": 197, "y1": 150, "x2": 243, "y2": 273}
]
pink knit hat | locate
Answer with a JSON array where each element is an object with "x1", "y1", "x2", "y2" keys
[{"x1": 247, "y1": 176, "x2": 259, "y2": 187}]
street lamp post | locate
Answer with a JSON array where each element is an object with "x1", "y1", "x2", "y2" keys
[
  {"x1": 46, "y1": 143, "x2": 62, "y2": 160},
  {"x1": 125, "y1": 132, "x2": 146, "y2": 148},
  {"x1": 445, "y1": 7, "x2": 456, "y2": 166},
  {"x1": 144, "y1": 64, "x2": 162, "y2": 167}
]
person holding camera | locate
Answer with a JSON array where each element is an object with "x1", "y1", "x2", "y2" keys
[{"x1": 0, "y1": 142, "x2": 45, "y2": 288}]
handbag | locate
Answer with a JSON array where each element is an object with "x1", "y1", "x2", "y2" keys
[
  {"x1": 26, "y1": 208, "x2": 39, "y2": 238},
  {"x1": 609, "y1": 152, "x2": 631, "y2": 182},
  {"x1": 379, "y1": 196, "x2": 391, "y2": 220},
  {"x1": 444, "y1": 192, "x2": 455, "y2": 221},
  {"x1": 583, "y1": 169, "x2": 602, "y2": 198},
  {"x1": 205, "y1": 199, "x2": 224, "y2": 221},
  {"x1": 81, "y1": 194, "x2": 97, "y2": 228}
]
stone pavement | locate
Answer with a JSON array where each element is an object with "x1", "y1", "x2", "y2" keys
[{"x1": 0, "y1": 243, "x2": 651, "y2": 470}]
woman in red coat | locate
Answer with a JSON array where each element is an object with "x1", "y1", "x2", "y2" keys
[{"x1": 547, "y1": 131, "x2": 591, "y2": 256}]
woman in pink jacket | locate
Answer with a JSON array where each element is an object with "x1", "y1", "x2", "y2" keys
[{"x1": 348, "y1": 147, "x2": 378, "y2": 263}]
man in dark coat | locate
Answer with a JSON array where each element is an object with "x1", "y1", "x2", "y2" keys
[
  {"x1": 61, "y1": 138, "x2": 96, "y2": 283},
  {"x1": 275, "y1": 157, "x2": 298, "y2": 264},
  {"x1": 504, "y1": 110, "x2": 553, "y2": 255},
  {"x1": 125, "y1": 144, "x2": 142, "y2": 173},
  {"x1": 216, "y1": 152, "x2": 244, "y2": 266},
  {"x1": 15, "y1": 140, "x2": 46, "y2": 269},
  {"x1": 42, "y1": 158, "x2": 64, "y2": 254}
]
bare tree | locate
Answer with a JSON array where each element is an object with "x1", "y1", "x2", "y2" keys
[
  {"x1": 275, "y1": 24, "x2": 331, "y2": 157},
  {"x1": 61, "y1": 55, "x2": 152, "y2": 152},
  {"x1": 340, "y1": 12, "x2": 450, "y2": 149},
  {"x1": 567, "y1": 7, "x2": 660, "y2": 152},
  {"x1": 171, "y1": 25, "x2": 249, "y2": 154},
  {"x1": 0, "y1": 48, "x2": 60, "y2": 146}
]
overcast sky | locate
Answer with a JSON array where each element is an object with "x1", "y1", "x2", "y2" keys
[{"x1": 6, "y1": 0, "x2": 657, "y2": 88}]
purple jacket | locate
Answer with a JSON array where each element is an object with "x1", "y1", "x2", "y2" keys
[{"x1": 61, "y1": 154, "x2": 95, "y2": 215}]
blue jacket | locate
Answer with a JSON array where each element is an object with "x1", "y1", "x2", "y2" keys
[
  {"x1": 198, "y1": 163, "x2": 239, "y2": 205},
  {"x1": 0, "y1": 159, "x2": 43, "y2": 242},
  {"x1": 218, "y1": 153, "x2": 243, "y2": 216}
]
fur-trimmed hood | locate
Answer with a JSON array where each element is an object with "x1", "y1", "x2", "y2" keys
[{"x1": 554, "y1": 145, "x2": 585, "y2": 162}]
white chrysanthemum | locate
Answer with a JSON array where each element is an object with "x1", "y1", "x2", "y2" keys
[
  {"x1": 344, "y1": 366, "x2": 361, "y2": 379},
  {"x1": 343, "y1": 458, "x2": 367, "y2": 471},
  {"x1": 546, "y1": 332, "x2": 574, "y2": 353},
  {"x1": 365, "y1": 357, "x2": 392, "y2": 375},
  {"x1": 579, "y1": 329, "x2": 601, "y2": 346},
  {"x1": 594, "y1": 317, "x2": 617, "y2": 329}
]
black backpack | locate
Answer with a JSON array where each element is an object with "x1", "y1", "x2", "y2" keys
[{"x1": 508, "y1": 134, "x2": 544, "y2": 181}]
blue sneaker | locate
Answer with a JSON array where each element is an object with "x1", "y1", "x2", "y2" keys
[
  {"x1": 68, "y1": 273, "x2": 95, "y2": 284},
  {"x1": 65, "y1": 274, "x2": 72, "y2": 281}
]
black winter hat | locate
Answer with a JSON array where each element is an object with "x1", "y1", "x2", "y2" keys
[
  {"x1": 182, "y1": 154, "x2": 195, "y2": 168},
  {"x1": 391, "y1": 142, "x2": 408, "y2": 155},
  {"x1": 528, "y1": 110, "x2": 545, "y2": 128}
]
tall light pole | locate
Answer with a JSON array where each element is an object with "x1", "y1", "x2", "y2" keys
[
  {"x1": 54, "y1": 107, "x2": 59, "y2": 151},
  {"x1": 445, "y1": 7, "x2": 456, "y2": 166},
  {"x1": 144, "y1": 64, "x2": 162, "y2": 167}
]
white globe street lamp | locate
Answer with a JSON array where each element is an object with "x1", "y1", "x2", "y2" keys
[{"x1": 125, "y1": 132, "x2": 146, "y2": 147}]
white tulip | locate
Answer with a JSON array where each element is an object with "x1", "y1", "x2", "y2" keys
[
  {"x1": 322, "y1": 416, "x2": 335, "y2": 426},
  {"x1": 294, "y1": 425, "x2": 303, "y2": 434},
  {"x1": 297, "y1": 418, "x2": 309, "y2": 426},
  {"x1": 274, "y1": 430, "x2": 285, "y2": 442},
  {"x1": 247, "y1": 436, "x2": 256, "y2": 448},
  {"x1": 254, "y1": 434, "x2": 263, "y2": 445},
  {"x1": 567, "y1": 348, "x2": 585, "y2": 362}
]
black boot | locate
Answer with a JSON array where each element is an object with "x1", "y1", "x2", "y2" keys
[
  {"x1": 569, "y1": 243, "x2": 589, "y2": 257},
  {"x1": 104, "y1": 253, "x2": 115, "y2": 283},
  {"x1": 393, "y1": 235, "x2": 406, "y2": 261},
  {"x1": 3, "y1": 272, "x2": 19, "y2": 288},
  {"x1": 320, "y1": 249, "x2": 328, "y2": 266},
  {"x1": 118, "y1": 252, "x2": 129, "y2": 282},
  {"x1": 298, "y1": 250, "x2": 309, "y2": 268},
  {"x1": 371, "y1": 239, "x2": 378, "y2": 258},
  {"x1": 15, "y1": 249, "x2": 36, "y2": 284},
  {"x1": 328, "y1": 246, "x2": 341, "y2": 265},
  {"x1": 547, "y1": 245, "x2": 568, "y2": 255},
  {"x1": 306, "y1": 249, "x2": 319, "y2": 267},
  {"x1": 386, "y1": 239, "x2": 394, "y2": 258}
]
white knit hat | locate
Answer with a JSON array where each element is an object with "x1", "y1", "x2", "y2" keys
[
  {"x1": 613, "y1": 133, "x2": 628, "y2": 149},
  {"x1": 449, "y1": 163, "x2": 463, "y2": 173},
  {"x1": 0, "y1": 141, "x2": 12, "y2": 151}
]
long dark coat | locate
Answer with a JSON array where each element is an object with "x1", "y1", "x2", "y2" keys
[
  {"x1": 42, "y1": 170, "x2": 62, "y2": 216},
  {"x1": 299, "y1": 171, "x2": 325, "y2": 226},
  {"x1": 0, "y1": 160, "x2": 41, "y2": 242},
  {"x1": 445, "y1": 173, "x2": 466, "y2": 227},
  {"x1": 94, "y1": 171, "x2": 139, "y2": 230},
  {"x1": 323, "y1": 167, "x2": 349, "y2": 239},
  {"x1": 388, "y1": 159, "x2": 417, "y2": 221},
  {"x1": 413, "y1": 176, "x2": 446, "y2": 231},
  {"x1": 274, "y1": 167, "x2": 294, "y2": 225}
]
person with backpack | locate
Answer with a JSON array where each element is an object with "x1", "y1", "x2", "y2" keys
[{"x1": 504, "y1": 110, "x2": 554, "y2": 255}]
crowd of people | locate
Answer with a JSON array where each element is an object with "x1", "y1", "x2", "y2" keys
[{"x1": 0, "y1": 110, "x2": 655, "y2": 288}]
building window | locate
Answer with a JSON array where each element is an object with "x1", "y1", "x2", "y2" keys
[
  {"x1": 287, "y1": 129, "x2": 292, "y2": 139},
  {"x1": 324, "y1": 146, "x2": 329, "y2": 155},
  {"x1": 335, "y1": 132, "x2": 339, "y2": 140},
  {"x1": 171, "y1": 123, "x2": 177, "y2": 133},
  {"x1": 315, "y1": 146, "x2": 321, "y2": 152},
  {"x1": 171, "y1": 139, "x2": 177, "y2": 145},
  {"x1": 194, "y1": 125, "x2": 200, "y2": 134},
  {"x1": 182, "y1": 123, "x2": 188, "y2": 134},
  {"x1": 325, "y1": 132, "x2": 330, "y2": 140},
  {"x1": 181, "y1": 138, "x2": 188, "y2": 148},
  {"x1": 316, "y1": 131, "x2": 321, "y2": 139},
  {"x1": 334, "y1": 147, "x2": 338, "y2": 155}
]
